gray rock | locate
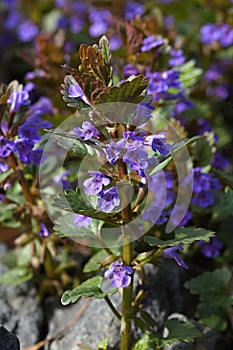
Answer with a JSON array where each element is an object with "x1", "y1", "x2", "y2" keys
[
  {"x1": 0, "y1": 244, "x2": 44, "y2": 348},
  {"x1": 45, "y1": 282, "x2": 121, "y2": 350}
]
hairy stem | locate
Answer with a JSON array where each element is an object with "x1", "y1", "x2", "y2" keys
[
  {"x1": 8, "y1": 153, "x2": 35, "y2": 204},
  {"x1": 117, "y1": 158, "x2": 133, "y2": 350}
]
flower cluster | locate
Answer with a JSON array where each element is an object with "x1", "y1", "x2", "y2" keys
[
  {"x1": 0, "y1": 86, "x2": 53, "y2": 174},
  {"x1": 191, "y1": 168, "x2": 222, "y2": 208},
  {"x1": 200, "y1": 23, "x2": 233, "y2": 48},
  {"x1": 146, "y1": 69, "x2": 184, "y2": 102}
]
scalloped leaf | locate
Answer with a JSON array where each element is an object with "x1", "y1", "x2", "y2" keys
[
  {"x1": 61, "y1": 276, "x2": 118, "y2": 305},
  {"x1": 0, "y1": 267, "x2": 33, "y2": 286},
  {"x1": 162, "y1": 319, "x2": 202, "y2": 344},
  {"x1": 52, "y1": 189, "x2": 123, "y2": 225},
  {"x1": 55, "y1": 215, "x2": 104, "y2": 239},
  {"x1": 185, "y1": 268, "x2": 233, "y2": 331},
  {"x1": 62, "y1": 66, "x2": 108, "y2": 105},
  {"x1": 95, "y1": 75, "x2": 148, "y2": 104},
  {"x1": 83, "y1": 250, "x2": 111, "y2": 273},
  {"x1": 144, "y1": 226, "x2": 215, "y2": 247}
]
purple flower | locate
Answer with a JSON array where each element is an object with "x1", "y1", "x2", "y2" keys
[
  {"x1": 109, "y1": 35, "x2": 122, "y2": 50},
  {"x1": 39, "y1": 223, "x2": 50, "y2": 237},
  {"x1": 171, "y1": 99, "x2": 194, "y2": 117},
  {"x1": 0, "y1": 137, "x2": 15, "y2": 157},
  {"x1": 188, "y1": 168, "x2": 222, "y2": 208},
  {"x1": 83, "y1": 171, "x2": 110, "y2": 195},
  {"x1": 163, "y1": 244, "x2": 188, "y2": 269},
  {"x1": 18, "y1": 115, "x2": 52, "y2": 144},
  {"x1": 123, "y1": 148, "x2": 148, "y2": 170},
  {"x1": 55, "y1": 0, "x2": 66, "y2": 6},
  {"x1": 29, "y1": 97, "x2": 54, "y2": 116},
  {"x1": 123, "y1": 64, "x2": 139, "y2": 77},
  {"x1": 200, "y1": 23, "x2": 233, "y2": 47},
  {"x1": 73, "y1": 214, "x2": 92, "y2": 227},
  {"x1": 70, "y1": 15, "x2": 85, "y2": 34},
  {"x1": 104, "y1": 140, "x2": 125, "y2": 164},
  {"x1": 0, "y1": 162, "x2": 9, "y2": 173},
  {"x1": 214, "y1": 84, "x2": 229, "y2": 100},
  {"x1": 32, "y1": 148, "x2": 43, "y2": 166},
  {"x1": 68, "y1": 83, "x2": 84, "y2": 98},
  {"x1": 54, "y1": 171, "x2": 73, "y2": 190},
  {"x1": 98, "y1": 186, "x2": 120, "y2": 213},
  {"x1": 7, "y1": 90, "x2": 29, "y2": 112},
  {"x1": 124, "y1": 2, "x2": 145, "y2": 21},
  {"x1": 192, "y1": 191, "x2": 215, "y2": 208},
  {"x1": 169, "y1": 49, "x2": 185, "y2": 67},
  {"x1": 134, "y1": 102, "x2": 154, "y2": 125},
  {"x1": 212, "y1": 151, "x2": 229, "y2": 169},
  {"x1": 4, "y1": 10, "x2": 22, "y2": 30},
  {"x1": 152, "y1": 137, "x2": 171, "y2": 156},
  {"x1": 104, "y1": 261, "x2": 133, "y2": 288},
  {"x1": 147, "y1": 69, "x2": 184, "y2": 102},
  {"x1": 17, "y1": 20, "x2": 39, "y2": 42},
  {"x1": 74, "y1": 121, "x2": 100, "y2": 140},
  {"x1": 168, "y1": 206, "x2": 192, "y2": 227},
  {"x1": 205, "y1": 65, "x2": 222, "y2": 82},
  {"x1": 88, "y1": 8, "x2": 111, "y2": 37},
  {"x1": 199, "y1": 237, "x2": 223, "y2": 258},
  {"x1": 141, "y1": 36, "x2": 164, "y2": 52},
  {"x1": 142, "y1": 207, "x2": 168, "y2": 225},
  {"x1": 14, "y1": 139, "x2": 32, "y2": 164}
]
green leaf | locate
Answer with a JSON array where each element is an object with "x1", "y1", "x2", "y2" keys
[
  {"x1": 193, "y1": 132, "x2": 215, "y2": 167},
  {"x1": 140, "y1": 311, "x2": 157, "y2": 328},
  {"x1": 61, "y1": 276, "x2": 118, "y2": 305},
  {"x1": 97, "y1": 337, "x2": 109, "y2": 350},
  {"x1": 99, "y1": 36, "x2": 111, "y2": 65},
  {"x1": 185, "y1": 268, "x2": 233, "y2": 331},
  {"x1": 99, "y1": 36, "x2": 112, "y2": 87},
  {"x1": 0, "y1": 267, "x2": 33, "y2": 286},
  {"x1": 145, "y1": 226, "x2": 215, "y2": 247},
  {"x1": 53, "y1": 189, "x2": 123, "y2": 225},
  {"x1": 55, "y1": 215, "x2": 103, "y2": 239},
  {"x1": 162, "y1": 319, "x2": 202, "y2": 343},
  {"x1": 83, "y1": 249, "x2": 110, "y2": 273},
  {"x1": 213, "y1": 168, "x2": 233, "y2": 190},
  {"x1": 185, "y1": 267, "x2": 231, "y2": 295},
  {"x1": 96, "y1": 75, "x2": 148, "y2": 104},
  {"x1": 212, "y1": 187, "x2": 233, "y2": 221},
  {"x1": 49, "y1": 129, "x2": 96, "y2": 155},
  {"x1": 0, "y1": 202, "x2": 21, "y2": 228},
  {"x1": 179, "y1": 59, "x2": 203, "y2": 88},
  {"x1": 132, "y1": 334, "x2": 150, "y2": 350}
]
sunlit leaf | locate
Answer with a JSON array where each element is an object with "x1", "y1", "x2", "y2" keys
[{"x1": 61, "y1": 276, "x2": 118, "y2": 305}]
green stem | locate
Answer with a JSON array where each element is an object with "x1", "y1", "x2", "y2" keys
[
  {"x1": 8, "y1": 153, "x2": 35, "y2": 204},
  {"x1": 117, "y1": 158, "x2": 133, "y2": 350},
  {"x1": 121, "y1": 236, "x2": 133, "y2": 350},
  {"x1": 104, "y1": 296, "x2": 122, "y2": 320}
]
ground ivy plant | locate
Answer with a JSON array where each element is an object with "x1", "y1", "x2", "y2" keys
[{"x1": 41, "y1": 36, "x2": 217, "y2": 350}]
